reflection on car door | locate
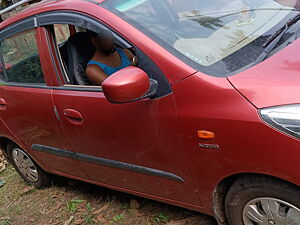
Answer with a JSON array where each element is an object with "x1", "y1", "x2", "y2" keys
[{"x1": 51, "y1": 88, "x2": 200, "y2": 205}]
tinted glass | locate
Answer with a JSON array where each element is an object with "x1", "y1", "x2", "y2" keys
[
  {"x1": 103, "y1": 0, "x2": 300, "y2": 77},
  {"x1": 1, "y1": 29, "x2": 45, "y2": 84}
]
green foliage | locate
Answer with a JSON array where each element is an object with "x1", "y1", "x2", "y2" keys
[
  {"x1": 152, "y1": 212, "x2": 170, "y2": 224},
  {"x1": 86, "y1": 202, "x2": 94, "y2": 212},
  {"x1": 67, "y1": 199, "x2": 84, "y2": 213},
  {"x1": 111, "y1": 214, "x2": 125, "y2": 224},
  {"x1": 6, "y1": 54, "x2": 45, "y2": 84},
  {"x1": 84, "y1": 215, "x2": 94, "y2": 224}
]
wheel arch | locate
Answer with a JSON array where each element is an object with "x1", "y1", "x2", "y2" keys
[
  {"x1": 0, "y1": 136, "x2": 46, "y2": 172},
  {"x1": 212, "y1": 172, "x2": 300, "y2": 225},
  {"x1": 0, "y1": 136, "x2": 17, "y2": 163}
]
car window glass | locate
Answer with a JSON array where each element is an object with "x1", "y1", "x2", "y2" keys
[
  {"x1": 54, "y1": 24, "x2": 70, "y2": 45},
  {"x1": 1, "y1": 29, "x2": 46, "y2": 84},
  {"x1": 103, "y1": 0, "x2": 300, "y2": 77}
]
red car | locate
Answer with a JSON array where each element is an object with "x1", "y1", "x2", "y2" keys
[{"x1": 2, "y1": 0, "x2": 300, "y2": 224}]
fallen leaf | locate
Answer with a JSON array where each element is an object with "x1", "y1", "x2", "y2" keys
[
  {"x1": 63, "y1": 216, "x2": 74, "y2": 225},
  {"x1": 77, "y1": 208, "x2": 87, "y2": 213},
  {"x1": 77, "y1": 200, "x2": 87, "y2": 209},
  {"x1": 46, "y1": 202, "x2": 63, "y2": 214},
  {"x1": 52, "y1": 192, "x2": 65, "y2": 199},
  {"x1": 92, "y1": 204, "x2": 109, "y2": 215},
  {"x1": 0, "y1": 217, "x2": 10, "y2": 220},
  {"x1": 22, "y1": 186, "x2": 34, "y2": 194},
  {"x1": 131, "y1": 209, "x2": 144, "y2": 217},
  {"x1": 73, "y1": 219, "x2": 84, "y2": 225},
  {"x1": 95, "y1": 215, "x2": 106, "y2": 223}
]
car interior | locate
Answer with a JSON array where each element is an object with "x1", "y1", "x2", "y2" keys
[{"x1": 53, "y1": 25, "x2": 136, "y2": 86}]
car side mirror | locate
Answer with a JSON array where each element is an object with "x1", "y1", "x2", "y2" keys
[{"x1": 102, "y1": 66, "x2": 158, "y2": 104}]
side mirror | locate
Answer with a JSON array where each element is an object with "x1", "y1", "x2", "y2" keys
[{"x1": 102, "y1": 66, "x2": 158, "y2": 103}]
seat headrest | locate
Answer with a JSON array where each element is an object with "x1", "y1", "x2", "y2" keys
[{"x1": 67, "y1": 32, "x2": 95, "y2": 60}]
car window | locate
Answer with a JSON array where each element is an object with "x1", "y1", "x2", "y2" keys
[
  {"x1": 50, "y1": 25, "x2": 131, "y2": 86},
  {"x1": 54, "y1": 24, "x2": 70, "y2": 45},
  {"x1": 0, "y1": 29, "x2": 46, "y2": 84},
  {"x1": 103, "y1": 0, "x2": 300, "y2": 77}
]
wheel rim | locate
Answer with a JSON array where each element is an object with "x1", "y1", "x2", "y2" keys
[
  {"x1": 243, "y1": 197, "x2": 300, "y2": 225},
  {"x1": 12, "y1": 148, "x2": 39, "y2": 182}
]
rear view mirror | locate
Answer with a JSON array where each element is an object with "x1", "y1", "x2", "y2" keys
[{"x1": 102, "y1": 66, "x2": 158, "y2": 103}]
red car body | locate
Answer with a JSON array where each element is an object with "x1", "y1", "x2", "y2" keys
[{"x1": 1, "y1": 0, "x2": 300, "y2": 223}]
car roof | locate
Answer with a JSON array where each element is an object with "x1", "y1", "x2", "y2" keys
[{"x1": 0, "y1": 0, "x2": 105, "y2": 29}]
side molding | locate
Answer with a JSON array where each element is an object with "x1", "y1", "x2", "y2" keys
[{"x1": 31, "y1": 144, "x2": 184, "y2": 183}]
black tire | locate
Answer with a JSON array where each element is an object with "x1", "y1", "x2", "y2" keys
[
  {"x1": 8, "y1": 143, "x2": 51, "y2": 188},
  {"x1": 225, "y1": 176, "x2": 300, "y2": 225}
]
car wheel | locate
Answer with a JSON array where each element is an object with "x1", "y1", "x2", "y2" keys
[
  {"x1": 8, "y1": 143, "x2": 51, "y2": 188},
  {"x1": 225, "y1": 176, "x2": 300, "y2": 225}
]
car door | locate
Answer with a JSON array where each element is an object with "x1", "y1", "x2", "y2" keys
[
  {"x1": 39, "y1": 12, "x2": 200, "y2": 206},
  {"x1": 0, "y1": 22, "x2": 85, "y2": 178}
]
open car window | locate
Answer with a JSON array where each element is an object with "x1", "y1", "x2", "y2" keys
[{"x1": 51, "y1": 25, "x2": 135, "y2": 86}]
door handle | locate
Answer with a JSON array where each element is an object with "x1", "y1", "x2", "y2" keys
[
  {"x1": 0, "y1": 98, "x2": 6, "y2": 111},
  {"x1": 63, "y1": 109, "x2": 83, "y2": 125}
]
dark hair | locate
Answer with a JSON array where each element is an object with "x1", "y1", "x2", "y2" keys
[
  {"x1": 88, "y1": 29, "x2": 115, "y2": 42},
  {"x1": 68, "y1": 32, "x2": 96, "y2": 59}
]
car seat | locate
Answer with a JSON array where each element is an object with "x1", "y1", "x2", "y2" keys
[{"x1": 60, "y1": 32, "x2": 95, "y2": 85}]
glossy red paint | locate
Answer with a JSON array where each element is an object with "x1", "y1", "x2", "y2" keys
[
  {"x1": 171, "y1": 72, "x2": 300, "y2": 213},
  {"x1": 228, "y1": 37, "x2": 300, "y2": 108},
  {"x1": 50, "y1": 88, "x2": 200, "y2": 206},
  {"x1": 1, "y1": 0, "x2": 300, "y2": 222},
  {"x1": 102, "y1": 66, "x2": 150, "y2": 103}
]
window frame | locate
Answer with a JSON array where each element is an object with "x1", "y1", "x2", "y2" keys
[
  {"x1": 0, "y1": 18, "x2": 53, "y2": 88},
  {"x1": 36, "y1": 11, "x2": 172, "y2": 98}
]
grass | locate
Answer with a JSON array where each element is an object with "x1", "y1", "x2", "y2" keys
[{"x1": 0, "y1": 165, "x2": 217, "y2": 225}]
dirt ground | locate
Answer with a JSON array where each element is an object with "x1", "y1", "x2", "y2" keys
[{"x1": 0, "y1": 152, "x2": 217, "y2": 225}]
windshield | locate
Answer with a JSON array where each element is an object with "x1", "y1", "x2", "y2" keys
[{"x1": 103, "y1": 0, "x2": 300, "y2": 77}]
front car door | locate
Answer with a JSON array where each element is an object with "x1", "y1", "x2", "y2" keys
[{"x1": 38, "y1": 11, "x2": 200, "y2": 207}]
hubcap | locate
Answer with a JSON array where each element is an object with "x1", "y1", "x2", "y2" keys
[
  {"x1": 12, "y1": 148, "x2": 39, "y2": 182},
  {"x1": 243, "y1": 197, "x2": 300, "y2": 225}
]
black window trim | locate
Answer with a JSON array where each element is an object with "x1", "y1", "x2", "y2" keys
[
  {"x1": 36, "y1": 11, "x2": 132, "y2": 49},
  {"x1": 0, "y1": 16, "x2": 36, "y2": 40}
]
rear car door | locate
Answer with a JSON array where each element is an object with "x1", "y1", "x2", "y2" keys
[
  {"x1": 0, "y1": 20, "x2": 85, "y2": 178},
  {"x1": 39, "y1": 11, "x2": 200, "y2": 206}
]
